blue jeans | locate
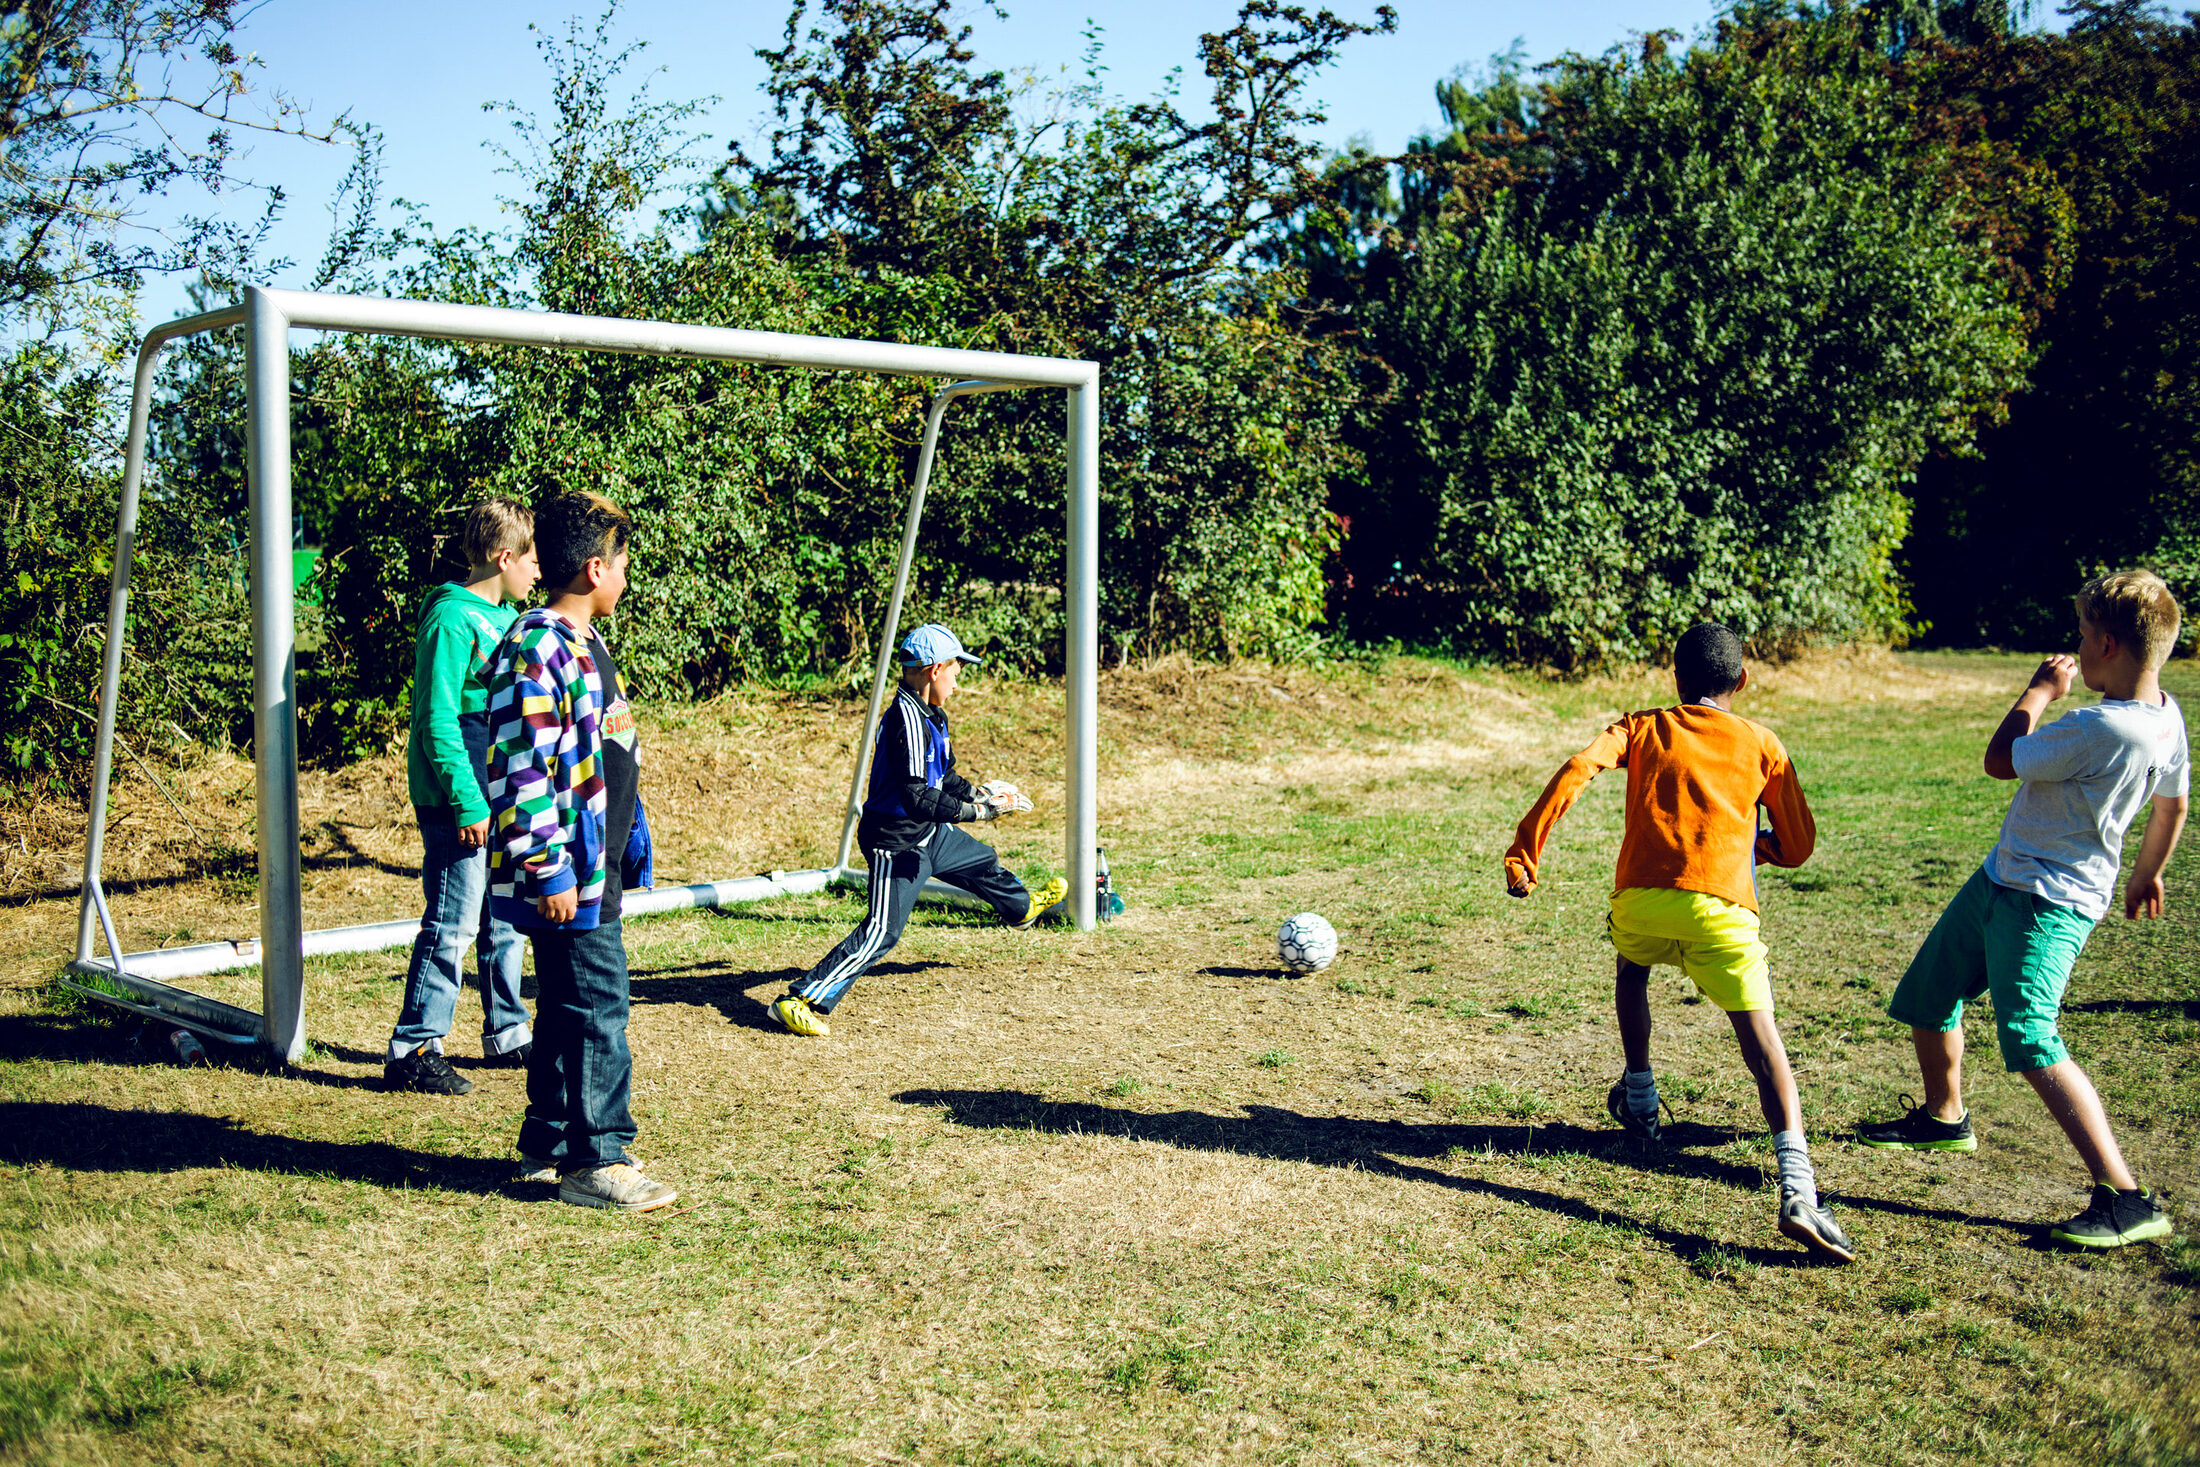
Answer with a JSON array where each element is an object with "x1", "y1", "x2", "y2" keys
[
  {"x1": 390, "y1": 806, "x2": 532, "y2": 1060},
  {"x1": 516, "y1": 919, "x2": 636, "y2": 1170}
]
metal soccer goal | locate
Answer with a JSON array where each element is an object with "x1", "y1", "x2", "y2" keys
[{"x1": 65, "y1": 287, "x2": 1102, "y2": 1061}]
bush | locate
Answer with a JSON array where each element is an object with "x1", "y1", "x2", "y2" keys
[
  {"x1": 1347, "y1": 15, "x2": 2032, "y2": 667},
  {"x1": 0, "y1": 345, "x2": 250, "y2": 781}
]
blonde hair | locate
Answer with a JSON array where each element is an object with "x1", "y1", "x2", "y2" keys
[
  {"x1": 461, "y1": 497, "x2": 533, "y2": 568},
  {"x1": 2075, "y1": 569, "x2": 2181, "y2": 671}
]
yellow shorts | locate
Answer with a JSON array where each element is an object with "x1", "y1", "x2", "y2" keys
[{"x1": 1607, "y1": 887, "x2": 1772, "y2": 1013}]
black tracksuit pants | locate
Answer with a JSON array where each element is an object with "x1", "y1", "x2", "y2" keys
[{"x1": 791, "y1": 825, "x2": 1029, "y2": 1013}]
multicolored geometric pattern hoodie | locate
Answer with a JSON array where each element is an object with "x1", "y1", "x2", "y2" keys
[{"x1": 485, "y1": 608, "x2": 612, "y2": 930}]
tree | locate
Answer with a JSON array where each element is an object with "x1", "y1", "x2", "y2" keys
[
  {"x1": 0, "y1": 0, "x2": 354, "y2": 339},
  {"x1": 714, "y1": 0, "x2": 1393, "y2": 660},
  {"x1": 1347, "y1": 11, "x2": 2033, "y2": 666},
  {"x1": 1895, "y1": 3, "x2": 2200, "y2": 645},
  {"x1": 0, "y1": 339, "x2": 249, "y2": 778}
]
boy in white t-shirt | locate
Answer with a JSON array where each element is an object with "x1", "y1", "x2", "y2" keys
[{"x1": 1859, "y1": 571, "x2": 2189, "y2": 1249}]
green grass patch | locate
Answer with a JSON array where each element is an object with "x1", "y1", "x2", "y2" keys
[{"x1": 2, "y1": 652, "x2": 2196, "y2": 1464}]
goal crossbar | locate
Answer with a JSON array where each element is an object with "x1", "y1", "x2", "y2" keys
[{"x1": 68, "y1": 287, "x2": 1102, "y2": 1062}]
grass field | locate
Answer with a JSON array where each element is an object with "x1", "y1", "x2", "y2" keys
[{"x1": 2, "y1": 650, "x2": 2196, "y2": 1465}]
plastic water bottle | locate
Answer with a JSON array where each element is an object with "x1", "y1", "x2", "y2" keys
[
  {"x1": 168, "y1": 1028, "x2": 208, "y2": 1065},
  {"x1": 1096, "y1": 846, "x2": 1116, "y2": 924}
]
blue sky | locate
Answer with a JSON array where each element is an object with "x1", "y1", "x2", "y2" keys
[{"x1": 133, "y1": 0, "x2": 2055, "y2": 325}]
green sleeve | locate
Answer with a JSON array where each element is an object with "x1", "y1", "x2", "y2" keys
[{"x1": 416, "y1": 613, "x2": 491, "y2": 825}]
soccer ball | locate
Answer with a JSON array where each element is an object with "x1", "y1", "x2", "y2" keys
[{"x1": 1276, "y1": 912, "x2": 1339, "y2": 974}]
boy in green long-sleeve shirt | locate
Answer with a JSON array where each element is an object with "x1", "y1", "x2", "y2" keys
[{"x1": 385, "y1": 498, "x2": 540, "y2": 1095}]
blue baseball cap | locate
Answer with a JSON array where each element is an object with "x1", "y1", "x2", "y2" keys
[{"x1": 899, "y1": 623, "x2": 982, "y2": 667}]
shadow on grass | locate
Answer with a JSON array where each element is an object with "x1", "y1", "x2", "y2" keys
[
  {"x1": 304, "y1": 821, "x2": 423, "y2": 881},
  {"x1": 1, "y1": 1011, "x2": 474, "y2": 1095},
  {"x1": 893, "y1": 1088, "x2": 2035, "y2": 1261},
  {"x1": 1200, "y1": 965, "x2": 1291, "y2": 981},
  {"x1": 2062, "y1": 997, "x2": 2200, "y2": 1019},
  {"x1": 704, "y1": 897, "x2": 1012, "y2": 931},
  {"x1": 0, "y1": 1098, "x2": 520, "y2": 1194},
  {"x1": 628, "y1": 959, "x2": 945, "y2": 1032},
  {"x1": 23, "y1": 823, "x2": 425, "y2": 907}
]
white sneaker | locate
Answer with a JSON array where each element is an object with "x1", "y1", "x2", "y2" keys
[
  {"x1": 558, "y1": 1161, "x2": 678, "y2": 1212},
  {"x1": 515, "y1": 1153, "x2": 558, "y2": 1185}
]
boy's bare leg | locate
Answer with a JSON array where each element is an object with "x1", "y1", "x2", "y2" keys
[
  {"x1": 2022, "y1": 1060, "x2": 2139, "y2": 1191},
  {"x1": 1615, "y1": 959, "x2": 1654, "y2": 1072},
  {"x1": 1727, "y1": 1009, "x2": 1804, "y2": 1137},
  {"x1": 1912, "y1": 1026, "x2": 1966, "y2": 1122},
  {"x1": 1732, "y1": 1006, "x2": 1852, "y2": 1257}
]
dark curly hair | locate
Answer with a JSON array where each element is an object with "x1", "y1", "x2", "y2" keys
[
  {"x1": 535, "y1": 491, "x2": 631, "y2": 589},
  {"x1": 1674, "y1": 623, "x2": 1746, "y2": 702}
]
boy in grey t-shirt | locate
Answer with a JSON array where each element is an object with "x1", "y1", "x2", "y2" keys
[{"x1": 1860, "y1": 571, "x2": 2189, "y2": 1249}]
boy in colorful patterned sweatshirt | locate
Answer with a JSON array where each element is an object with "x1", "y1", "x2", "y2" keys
[
  {"x1": 485, "y1": 492, "x2": 674, "y2": 1214},
  {"x1": 385, "y1": 498, "x2": 538, "y2": 1096},
  {"x1": 1504, "y1": 623, "x2": 1854, "y2": 1262}
]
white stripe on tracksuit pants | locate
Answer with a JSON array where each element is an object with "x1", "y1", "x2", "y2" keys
[{"x1": 791, "y1": 824, "x2": 1032, "y2": 1014}]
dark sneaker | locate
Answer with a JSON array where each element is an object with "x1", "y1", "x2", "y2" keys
[
  {"x1": 559, "y1": 1162, "x2": 678, "y2": 1213},
  {"x1": 1857, "y1": 1094, "x2": 1976, "y2": 1152},
  {"x1": 1778, "y1": 1188, "x2": 1856, "y2": 1263},
  {"x1": 481, "y1": 1043, "x2": 533, "y2": 1069},
  {"x1": 1606, "y1": 1082, "x2": 1670, "y2": 1143},
  {"x1": 2049, "y1": 1184, "x2": 2174, "y2": 1250},
  {"x1": 383, "y1": 1048, "x2": 473, "y2": 1095}
]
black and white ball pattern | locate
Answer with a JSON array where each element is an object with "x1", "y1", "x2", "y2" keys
[{"x1": 1276, "y1": 912, "x2": 1338, "y2": 974}]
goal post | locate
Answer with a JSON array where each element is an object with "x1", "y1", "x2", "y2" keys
[{"x1": 68, "y1": 285, "x2": 1102, "y2": 1062}]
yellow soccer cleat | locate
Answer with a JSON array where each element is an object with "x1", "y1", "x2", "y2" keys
[
  {"x1": 1013, "y1": 877, "x2": 1070, "y2": 929},
  {"x1": 770, "y1": 994, "x2": 830, "y2": 1037}
]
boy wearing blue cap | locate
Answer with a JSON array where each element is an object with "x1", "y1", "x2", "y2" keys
[{"x1": 771, "y1": 624, "x2": 1067, "y2": 1036}]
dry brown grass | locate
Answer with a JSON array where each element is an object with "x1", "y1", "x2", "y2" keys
[{"x1": 1, "y1": 650, "x2": 2196, "y2": 1465}]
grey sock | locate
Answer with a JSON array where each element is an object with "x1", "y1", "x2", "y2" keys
[
  {"x1": 1623, "y1": 1067, "x2": 1659, "y2": 1119},
  {"x1": 1774, "y1": 1129, "x2": 1817, "y2": 1208}
]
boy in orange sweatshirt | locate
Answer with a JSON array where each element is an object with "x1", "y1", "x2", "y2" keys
[{"x1": 1503, "y1": 623, "x2": 1853, "y2": 1262}]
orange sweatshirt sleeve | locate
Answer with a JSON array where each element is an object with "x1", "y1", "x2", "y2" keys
[
  {"x1": 1504, "y1": 718, "x2": 1632, "y2": 894},
  {"x1": 1753, "y1": 742, "x2": 1816, "y2": 869}
]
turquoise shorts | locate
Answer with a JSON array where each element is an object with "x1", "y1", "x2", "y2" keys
[{"x1": 1888, "y1": 865, "x2": 2095, "y2": 1072}]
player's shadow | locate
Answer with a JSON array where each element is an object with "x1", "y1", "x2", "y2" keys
[
  {"x1": 2062, "y1": 997, "x2": 2200, "y2": 1019},
  {"x1": 0, "y1": 1098, "x2": 525, "y2": 1195},
  {"x1": 707, "y1": 903, "x2": 848, "y2": 928},
  {"x1": 300, "y1": 821, "x2": 422, "y2": 880},
  {"x1": 703, "y1": 895, "x2": 1003, "y2": 930},
  {"x1": 627, "y1": 959, "x2": 945, "y2": 1032},
  {"x1": 1200, "y1": 965, "x2": 1291, "y2": 981},
  {"x1": 0, "y1": 1009, "x2": 398, "y2": 1090},
  {"x1": 892, "y1": 1089, "x2": 2030, "y2": 1260}
]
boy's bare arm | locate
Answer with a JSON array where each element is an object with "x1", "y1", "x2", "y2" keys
[
  {"x1": 1984, "y1": 655, "x2": 2076, "y2": 780},
  {"x1": 2124, "y1": 793, "x2": 2187, "y2": 920}
]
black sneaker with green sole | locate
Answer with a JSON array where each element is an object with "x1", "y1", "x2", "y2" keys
[
  {"x1": 2049, "y1": 1184, "x2": 2174, "y2": 1249},
  {"x1": 1856, "y1": 1094, "x2": 1975, "y2": 1152}
]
